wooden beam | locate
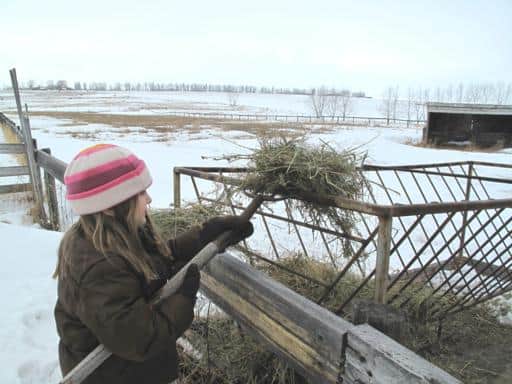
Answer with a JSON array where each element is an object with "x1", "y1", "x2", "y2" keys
[
  {"x1": 0, "y1": 166, "x2": 30, "y2": 177},
  {"x1": 0, "y1": 183, "x2": 32, "y2": 194},
  {"x1": 201, "y1": 254, "x2": 461, "y2": 384},
  {"x1": 374, "y1": 215, "x2": 392, "y2": 304},
  {"x1": 35, "y1": 149, "x2": 66, "y2": 182},
  {"x1": 9, "y1": 68, "x2": 48, "y2": 225},
  {"x1": 0, "y1": 143, "x2": 25, "y2": 154},
  {"x1": 173, "y1": 168, "x2": 181, "y2": 208},
  {"x1": 41, "y1": 148, "x2": 60, "y2": 230}
]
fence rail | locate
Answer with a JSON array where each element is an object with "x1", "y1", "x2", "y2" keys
[
  {"x1": 164, "y1": 110, "x2": 425, "y2": 126},
  {"x1": 0, "y1": 112, "x2": 32, "y2": 197}
]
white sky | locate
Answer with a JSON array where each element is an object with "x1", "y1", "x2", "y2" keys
[{"x1": 1, "y1": 0, "x2": 511, "y2": 96}]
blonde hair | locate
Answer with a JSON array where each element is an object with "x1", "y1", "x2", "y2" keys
[{"x1": 53, "y1": 194, "x2": 171, "y2": 281}]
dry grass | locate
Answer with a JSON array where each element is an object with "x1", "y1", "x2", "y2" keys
[{"x1": 26, "y1": 110, "x2": 344, "y2": 140}]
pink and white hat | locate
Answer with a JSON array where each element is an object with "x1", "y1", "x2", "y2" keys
[{"x1": 64, "y1": 144, "x2": 152, "y2": 215}]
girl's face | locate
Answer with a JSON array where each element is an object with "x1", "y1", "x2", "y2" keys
[{"x1": 135, "y1": 190, "x2": 152, "y2": 227}]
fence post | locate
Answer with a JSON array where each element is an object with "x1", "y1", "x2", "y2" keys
[
  {"x1": 173, "y1": 168, "x2": 181, "y2": 208},
  {"x1": 41, "y1": 148, "x2": 60, "y2": 231},
  {"x1": 375, "y1": 215, "x2": 392, "y2": 304},
  {"x1": 9, "y1": 68, "x2": 48, "y2": 226},
  {"x1": 459, "y1": 162, "x2": 473, "y2": 256}
]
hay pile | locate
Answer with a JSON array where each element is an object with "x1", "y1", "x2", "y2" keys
[{"x1": 223, "y1": 136, "x2": 367, "y2": 233}]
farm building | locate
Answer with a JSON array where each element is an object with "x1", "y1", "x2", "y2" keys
[{"x1": 423, "y1": 102, "x2": 512, "y2": 147}]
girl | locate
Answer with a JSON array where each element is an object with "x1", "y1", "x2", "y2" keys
[{"x1": 54, "y1": 144, "x2": 252, "y2": 383}]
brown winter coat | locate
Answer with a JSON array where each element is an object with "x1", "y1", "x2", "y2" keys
[{"x1": 54, "y1": 227, "x2": 205, "y2": 384}]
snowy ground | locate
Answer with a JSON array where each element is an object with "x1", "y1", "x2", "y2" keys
[
  {"x1": 0, "y1": 90, "x2": 390, "y2": 118},
  {"x1": 0, "y1": 91, "x2": 511, "y2": 383}
]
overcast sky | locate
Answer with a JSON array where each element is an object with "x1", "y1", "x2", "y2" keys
[{"x1": 2, "y1": 0, "x2": 511, "y2": 96}]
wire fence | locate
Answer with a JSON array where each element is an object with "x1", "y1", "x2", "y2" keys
[
  {"x1": 164, "y1": 110, "x2": 426, "y2": 127},
  {"x1": 174, "y1": 161, "x2": 512, "y2": 319}
]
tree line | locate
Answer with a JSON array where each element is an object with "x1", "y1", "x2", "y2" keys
[{"x1": 7, "y1": 79, "x2": 367, "y2": 97}]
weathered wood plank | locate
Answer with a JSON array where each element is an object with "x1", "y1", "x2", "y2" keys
[
  {"x1": 0, "y1": 166, "x2": 30, "y2": 177},
  {"x1": 0, "y1": 183, "x2": 32, "y2": 194},
  {"x1": 201, "y1": 274, "x2": 337, "y2": 384},
  {"x1": 0, "y1": 143, "x2": 25, "y2": 154},
  {"x1": 347, "y1": 324, "x2": 461, "y2": 384},
  {"x1": 202, "y1": 254, "x2": 462, "y2": 384},
  {"x1": 41, "y1": 148, "x2": 60, "y2": 230},
  {"x1": 10, "y1": 68, "x2": 48, "y2": 224},
  {"x1": 35, "y1": 149, "x2": 66, "y2": 183},
  {"x1": 173, "y1": 169, "x2": 181, "y2": 208},
  {"x1": 375, "y1": 215, "x2": 392, "y2": 303}
]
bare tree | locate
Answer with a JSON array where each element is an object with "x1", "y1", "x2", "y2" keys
[
  {"x1": 405, "y1": 88, "x2": 414, "y2": 127},
  {"x1": 56, "y1": 80, "x2": 68, "y2": 90},
  {"x1": 227, "y1": 92, "x2": 239, "y2": 108},
  {"x1": 465, "y1": 83, "x2": 481, "y2": 103},
  {"x1": 456, "y1": 83, "x2": 464, "y2": 103},
  {"x1": 495, "y1": 82, "x2": 512, "y2": 104},
  {"x1": 413, "y1": 88, "x2": 425, "y2": 122},
  {"x1": 310, "y1": 86, "x2": 329, "y2": 118},
  {"x1": 339, "y1": 90, "x2": 352, "y2": 120},
  {"x1": 326, "y1": 94, "x2": 340, "y2": 118},
  {"x1": 380, "y1": 86, "x2": 399, "y2": 125},
  {"x1": 445, "y1": 84, "x2": 453, "y2": 102}
]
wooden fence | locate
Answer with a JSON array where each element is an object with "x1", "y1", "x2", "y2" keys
[{"x1": 0, "y1": 113, "x2": 32, "y2": 195}]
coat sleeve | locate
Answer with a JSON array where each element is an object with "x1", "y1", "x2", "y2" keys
[
  {"x1": 77, "y1": 256, "x2": 194, "y2": 362},
  {"x1": 167, "y1": 225, "x2": 203, "y2": 263}
]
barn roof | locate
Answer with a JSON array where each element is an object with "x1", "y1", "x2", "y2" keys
[{"x1": 427, "y1": 102, "x2": 512, "y2": 116}]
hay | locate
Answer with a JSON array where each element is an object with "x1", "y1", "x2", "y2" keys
[
  {"x1": 221, "y1": 136, "x2": 367, "y2": 233},
  {"x1": 150, "y1": 203, "x2": 224, "y2": 239}
]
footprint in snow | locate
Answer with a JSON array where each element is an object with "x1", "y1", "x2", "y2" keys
[{"x1": 17, "y1": 360, "x2": 60, "y2": 384}]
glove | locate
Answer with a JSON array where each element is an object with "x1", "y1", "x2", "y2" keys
[
  {"x1": 177, "y1": 264, "x2": 200, "y2": 300},
  {"x1": 200, "y1": 215, "x2": 254, "y2": 248}
]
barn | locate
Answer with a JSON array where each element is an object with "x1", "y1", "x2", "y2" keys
[{"x1": 423, "y1": 102, "x2": 512, "y2": 147}]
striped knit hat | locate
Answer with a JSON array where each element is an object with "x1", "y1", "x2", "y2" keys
[{"x1": 64, "y1": 144, "x2": 152, "y2": 215}]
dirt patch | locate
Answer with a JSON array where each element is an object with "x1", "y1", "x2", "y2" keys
[
  {"x1": 27, "y1": 110, "x2": 337, "y2": 139},
  {"x1": 407, "y1": 138, "x2": 507, "y2": 153}
]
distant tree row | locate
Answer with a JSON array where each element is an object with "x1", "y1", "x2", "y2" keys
[{"x1": 11, "y1": 80, "x2": 367, "y2": 98}]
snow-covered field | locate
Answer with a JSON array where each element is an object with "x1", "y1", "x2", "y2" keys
[
  {"x1": 0, "y1": 91, "x2": 511, "y2": 383},
  {"x1": 0, "y1": 90, "x2": 387, "y2": 118}
]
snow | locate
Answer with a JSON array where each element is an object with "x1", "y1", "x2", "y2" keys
[
  {"x1": 0, "y1": 90, "x2": 410, "y2": 119},
  {"x1": 0, "y1": 90, "x2": 511, "y2": 383},
  {"x1": 0, "y1": 223, "x2": 62, "y2": 383}
]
